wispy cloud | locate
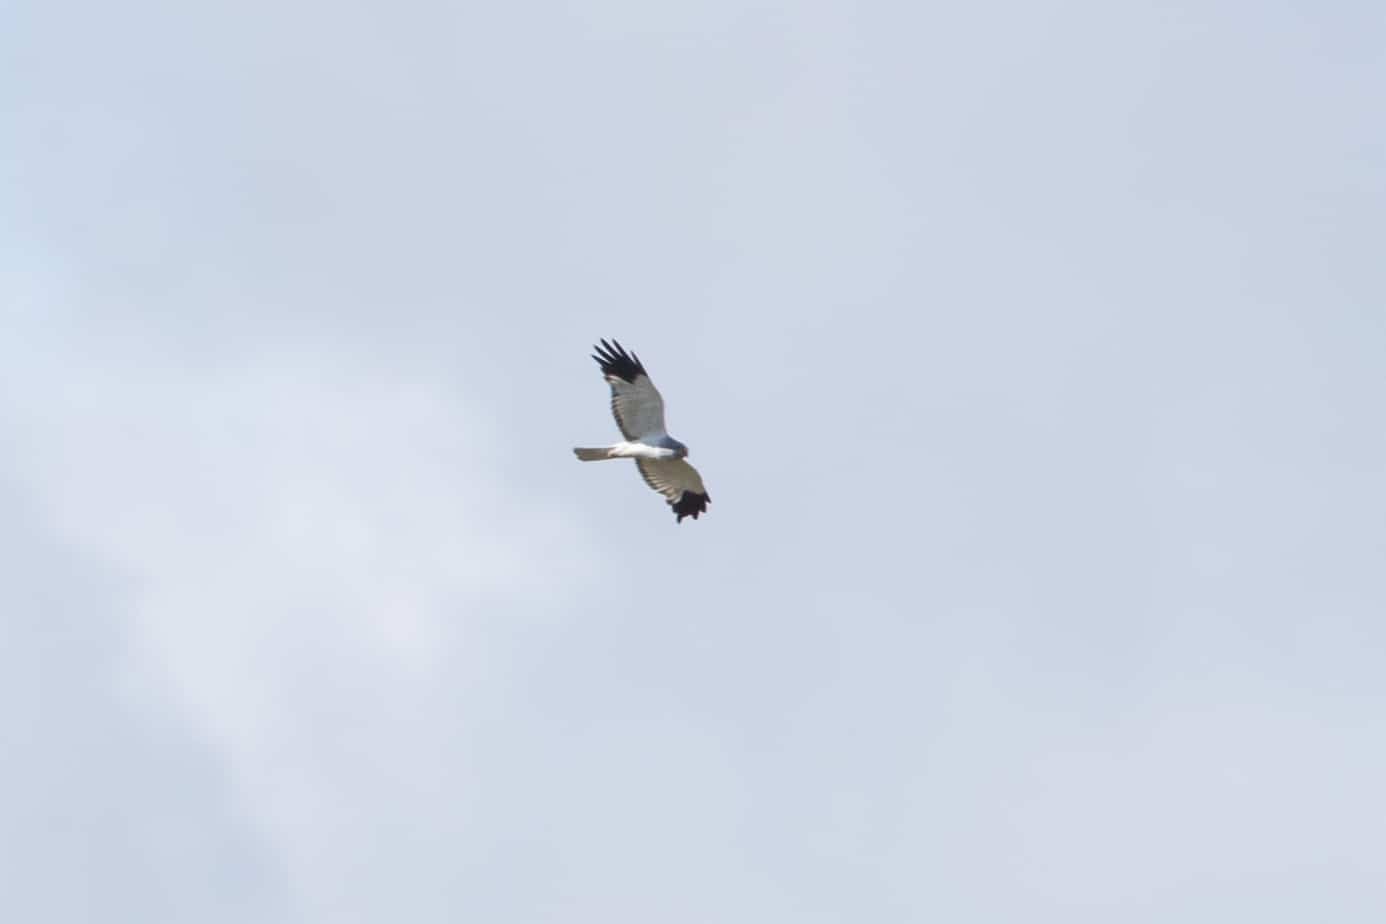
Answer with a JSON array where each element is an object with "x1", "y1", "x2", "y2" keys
[{"x1": 2, "y1": 327, "x2": 597, "y2": 915}]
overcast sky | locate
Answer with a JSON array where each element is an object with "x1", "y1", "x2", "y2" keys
[{"x1": 4, "y1": 2, "x2": 1385, "y2": 921}]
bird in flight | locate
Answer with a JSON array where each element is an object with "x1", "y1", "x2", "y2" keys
[{"x1": 573, "y1": 339, "x2": 711, "y2": 523}]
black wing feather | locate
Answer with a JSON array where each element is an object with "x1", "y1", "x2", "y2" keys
[
  {"x1": 591, "y1": 339, "x2": 647, "y2": 384},
  {"x1": 670, "y1": 491, "x2": 711, "y2": 523}
]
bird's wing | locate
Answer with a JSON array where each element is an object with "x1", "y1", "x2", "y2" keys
[
  {"x1": 592, "y1": 339, "x2": 667, "y2": 441},
  {"x1": 636, "y1": 458, "x2": 711, "y2": 523}
]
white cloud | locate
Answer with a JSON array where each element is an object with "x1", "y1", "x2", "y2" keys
[{"x1": 2, "y1": 332, "x2": 597, "y2": 917}]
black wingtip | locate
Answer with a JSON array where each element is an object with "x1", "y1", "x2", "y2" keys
[
  {"x1": 591, "y1": 339, "x2": 647, "y2": 383},
  {"x1": 672, "y1": 491, "x2": 711, "y2": 523}
]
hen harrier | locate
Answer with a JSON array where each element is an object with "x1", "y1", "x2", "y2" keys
[{"x1": 573, "y1": 339, "x2": 711, "y2": 523}]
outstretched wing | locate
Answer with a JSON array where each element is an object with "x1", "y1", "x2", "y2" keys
[
  {"x1": 592, "y1": 339, "x2": 667, "y2": 440},
  {"x1": 636, "y1": 458, "x2": 711, "y2": 523}
]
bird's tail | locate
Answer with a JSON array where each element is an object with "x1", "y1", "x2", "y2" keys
[{"x1": 573, "y1": 447, "x2": 614, "y2": 461}]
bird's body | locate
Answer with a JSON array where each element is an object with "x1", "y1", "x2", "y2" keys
[
  {"x1": 576, "y1": 441, "x2": 681, "y2": 461},
  {"x1": 573, "y1": 340, "x2": 711, "y2": 523}
]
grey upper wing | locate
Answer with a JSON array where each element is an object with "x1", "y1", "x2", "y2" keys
[
  {"x1": 591, "y1": 339, "x2": 667, "y2": 440},
  {"x1": 635, "y1": 458, "x2": 711, "y2": 523}
]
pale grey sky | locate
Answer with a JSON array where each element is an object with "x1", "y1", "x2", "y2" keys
[{"x1": 4, "y1": 2, "x2": 1385, "y2": 921}]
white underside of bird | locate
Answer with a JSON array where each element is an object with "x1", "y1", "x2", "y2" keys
[{"x1": 574, "y1": 441, "x2": 681, "y2": 461}]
